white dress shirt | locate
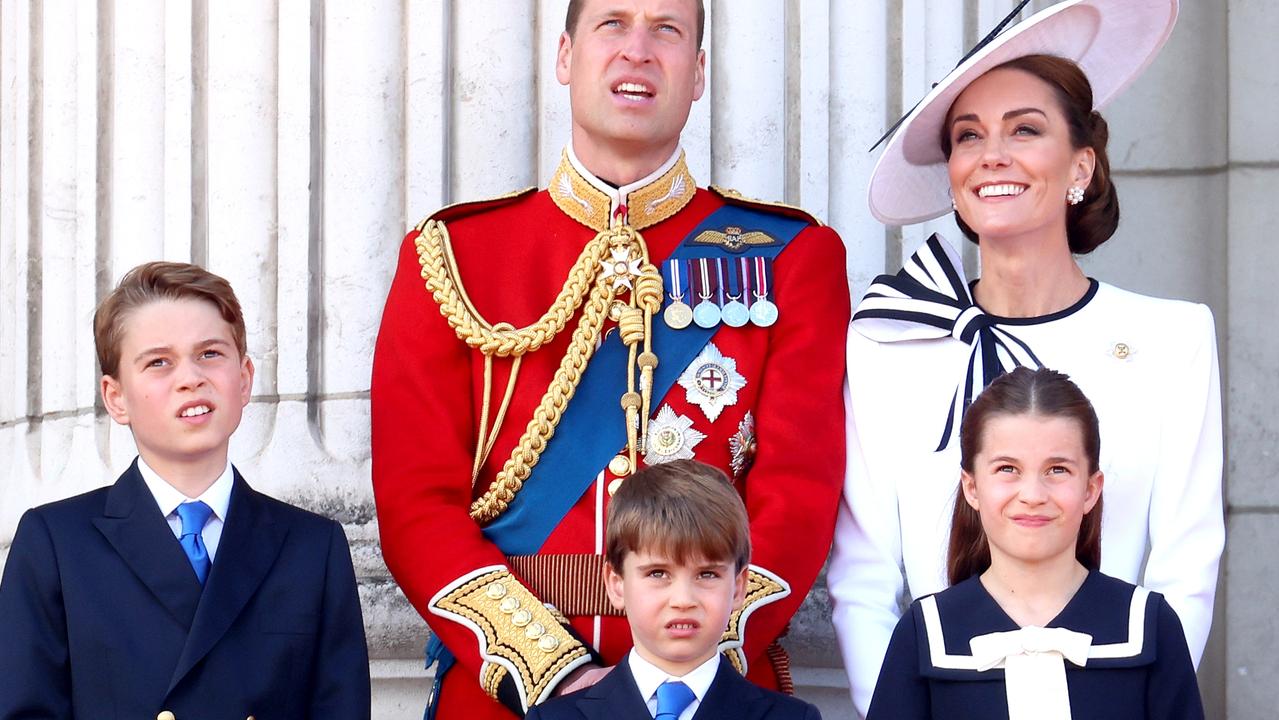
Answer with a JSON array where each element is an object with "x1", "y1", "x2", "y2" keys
[
  {"x1": 137, "y1": 456, "x2": 234, "y2": 562},
  {"x1": 628, "y1": 651, "x2": 720, "y2": 720}
]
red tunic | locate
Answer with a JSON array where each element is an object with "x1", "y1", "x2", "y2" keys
[{"x1": 372, "y1": 152, "x2": 849, "y2": 718}]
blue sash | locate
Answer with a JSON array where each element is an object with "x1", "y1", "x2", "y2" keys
[{"x1": 481, "y1": 205, "x2": 807, "y2": 555}]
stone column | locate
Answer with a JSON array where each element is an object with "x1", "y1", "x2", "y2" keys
[{"x1": 1225, "y1": 1, "x2": 1279, "y2": 718}]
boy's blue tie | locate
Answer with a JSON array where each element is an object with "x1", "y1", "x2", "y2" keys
[
  {"x1": 655, "y1": 681, "x2": 696, "y2": 720},
  {"x1": 176, "y1": 501, "x2": 214, "y2": 584}
]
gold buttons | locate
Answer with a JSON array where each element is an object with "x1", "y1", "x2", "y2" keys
[
  {"x1": 485, "y1": 582, "x2": 508, "y2": 600},
  {"x1": 511, "y1": 609, "x2": 533, "y2": 627},
  {"x1": 157, "y1": 712, "x2": 176, "y2": 720},
  {"x1": 1112, "y1": 342, "x2": 1130, "y2": 359},
  {"x1": 499, "y1": 596, "x2": 520, "y2": 614},
  {"x1": 525, "y1": 621, "x2": 546, "y2": 639},
  {"x1": 607, "y1": 478, "x2": 625, "y2": 496},
  {"x1": 608, "y1": 454, "x2": 632, "y2": 476},
  {"x1": 538, "y1": 634, "x2": 561, "y2": 652}
]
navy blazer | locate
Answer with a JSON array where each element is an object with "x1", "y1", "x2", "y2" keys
[
  {"x1": 0, "y1": 461, "x2": 371, "y2": 719},
  {"x1": 525, "y1": 655, "x2": 822, "y2": 720}
]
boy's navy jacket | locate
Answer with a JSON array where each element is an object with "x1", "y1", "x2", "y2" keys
[
  {"x1": 0, "y1": 460, "x2": 371, "y2": 719},
  {"x1": 524, "y1": 655, "x2": 822, "y2": 720}
]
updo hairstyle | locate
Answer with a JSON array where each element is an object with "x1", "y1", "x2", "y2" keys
[{"x1": 941, "y1": 54, "x2": 1120, "y2": 255}]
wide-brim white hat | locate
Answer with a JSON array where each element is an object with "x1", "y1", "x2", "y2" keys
[{"x1": 867, "y1": 0, "x2": 1179, "y2": 226}]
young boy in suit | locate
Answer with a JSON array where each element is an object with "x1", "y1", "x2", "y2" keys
[
  {"x1": 526, "y1": 460, "x2": 821, "y2": 719},
  {"x1": 0, "y1": 262, "x2": 371, "y2": 719}
]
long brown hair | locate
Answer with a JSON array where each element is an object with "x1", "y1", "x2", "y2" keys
[
  {"x1": 947, "y1": 367, "x2": 1103, "y2": 585},
  {"x1": 943, "y1": 54, "x2": 1120, "y2": 255}
]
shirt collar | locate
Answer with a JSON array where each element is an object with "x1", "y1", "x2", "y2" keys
[
  {"x1": 627, "y1": 650, "x2": 721, "y2": 706},
  {"x1": 550, "y1": 145, "x2": 696, "y2": 232},
  {"x1": 137, "y1": 456, "x2": 235, "y2": 522}
]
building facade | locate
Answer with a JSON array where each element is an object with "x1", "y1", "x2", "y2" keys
[{"x1": 2, "y1": 1, "x2": 1274, "y2": 717}]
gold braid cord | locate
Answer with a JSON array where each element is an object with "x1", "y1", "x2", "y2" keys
[
  {"x1": 415, "y1": 218, "x2": 608, "y2": 357},
  {"x1": 415, "y1": 218, "x2": 662, "y2": 524}
]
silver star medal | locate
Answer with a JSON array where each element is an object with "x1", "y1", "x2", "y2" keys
[
  {"x1": 677, "y1": 342, "x2": 747, "y2": 422},
  {"x1": 600, "y1": 247, "x2": 642, "y2": 291},
  {"x1": 644, "y1": 405, "x2": 707, "y2": 465}
]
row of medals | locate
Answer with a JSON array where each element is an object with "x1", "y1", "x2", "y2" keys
[
  {"x1": 664, "y1": 293, "x2": 778, "y2": 330},
  {"x1": 662, "y1": 262, "x2": 778, "y2": 330}
]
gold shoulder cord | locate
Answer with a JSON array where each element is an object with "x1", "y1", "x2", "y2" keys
[{"x1": 415, "y1": 218, "x2": 662, "y2": 524}]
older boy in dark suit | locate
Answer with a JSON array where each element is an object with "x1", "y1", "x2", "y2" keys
[
  {"x1": 526, "y1": 460, "x2": 821, "y2": 720},
  {"x1": 0, "y1": 262, "x2": 370, "y2": 719}
]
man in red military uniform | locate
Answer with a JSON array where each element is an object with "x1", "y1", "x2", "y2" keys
[{"x1": 371, "y1": 1, "x2": 849, "y2": 717}]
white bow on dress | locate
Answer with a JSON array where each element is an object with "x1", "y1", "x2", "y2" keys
[{"x1": 969, "y1": 626, "x2": 1093, "y2": 720}]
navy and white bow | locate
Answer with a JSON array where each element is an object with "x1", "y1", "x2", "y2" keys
[{"x1": 852, "y1": 234, "x2": 1042, "y2": 450}]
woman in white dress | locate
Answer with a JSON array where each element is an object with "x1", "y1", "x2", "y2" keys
[{"x1": 827, "y1": 1, "x2": 1222, "y2": 715}]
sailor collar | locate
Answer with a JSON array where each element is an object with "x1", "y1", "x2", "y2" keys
[
  {"x1": 915, "y1": 571, "x2": 1159, "y2": 680},
  {"x1": 550, "y1": 145, "x2": 697, "y2": 232}
]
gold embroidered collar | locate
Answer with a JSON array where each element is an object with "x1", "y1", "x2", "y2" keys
[{"x1": 549, "y1": 147, "x2": 697, "y2": 232}]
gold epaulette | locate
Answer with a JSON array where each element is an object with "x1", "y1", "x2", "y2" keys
[
  {"x1": 413, "y1": 187, "x2": 538, "y2": 230},
  {"x1": 709, "y1": 185, "x2": 824, "y2": 227},
  {"x1": 718, "y1": 565, "x2": 792, "y2": 675}
]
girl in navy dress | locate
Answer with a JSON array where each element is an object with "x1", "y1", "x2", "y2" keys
[{"x1": 866, "y1": 367, "x2": 1204, "y2": 720}]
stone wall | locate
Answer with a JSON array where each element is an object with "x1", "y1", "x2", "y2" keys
[{"x1": 2, "y1": 1, "x2": 1269, "y2": 717}]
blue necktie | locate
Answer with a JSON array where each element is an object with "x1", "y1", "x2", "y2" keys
[
  {"x1": 176, "y1": 501, "x2": 214, "y2": 585},
  {"x1": 655, "y1": 681, "x2": 696, "y2": 720}
]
